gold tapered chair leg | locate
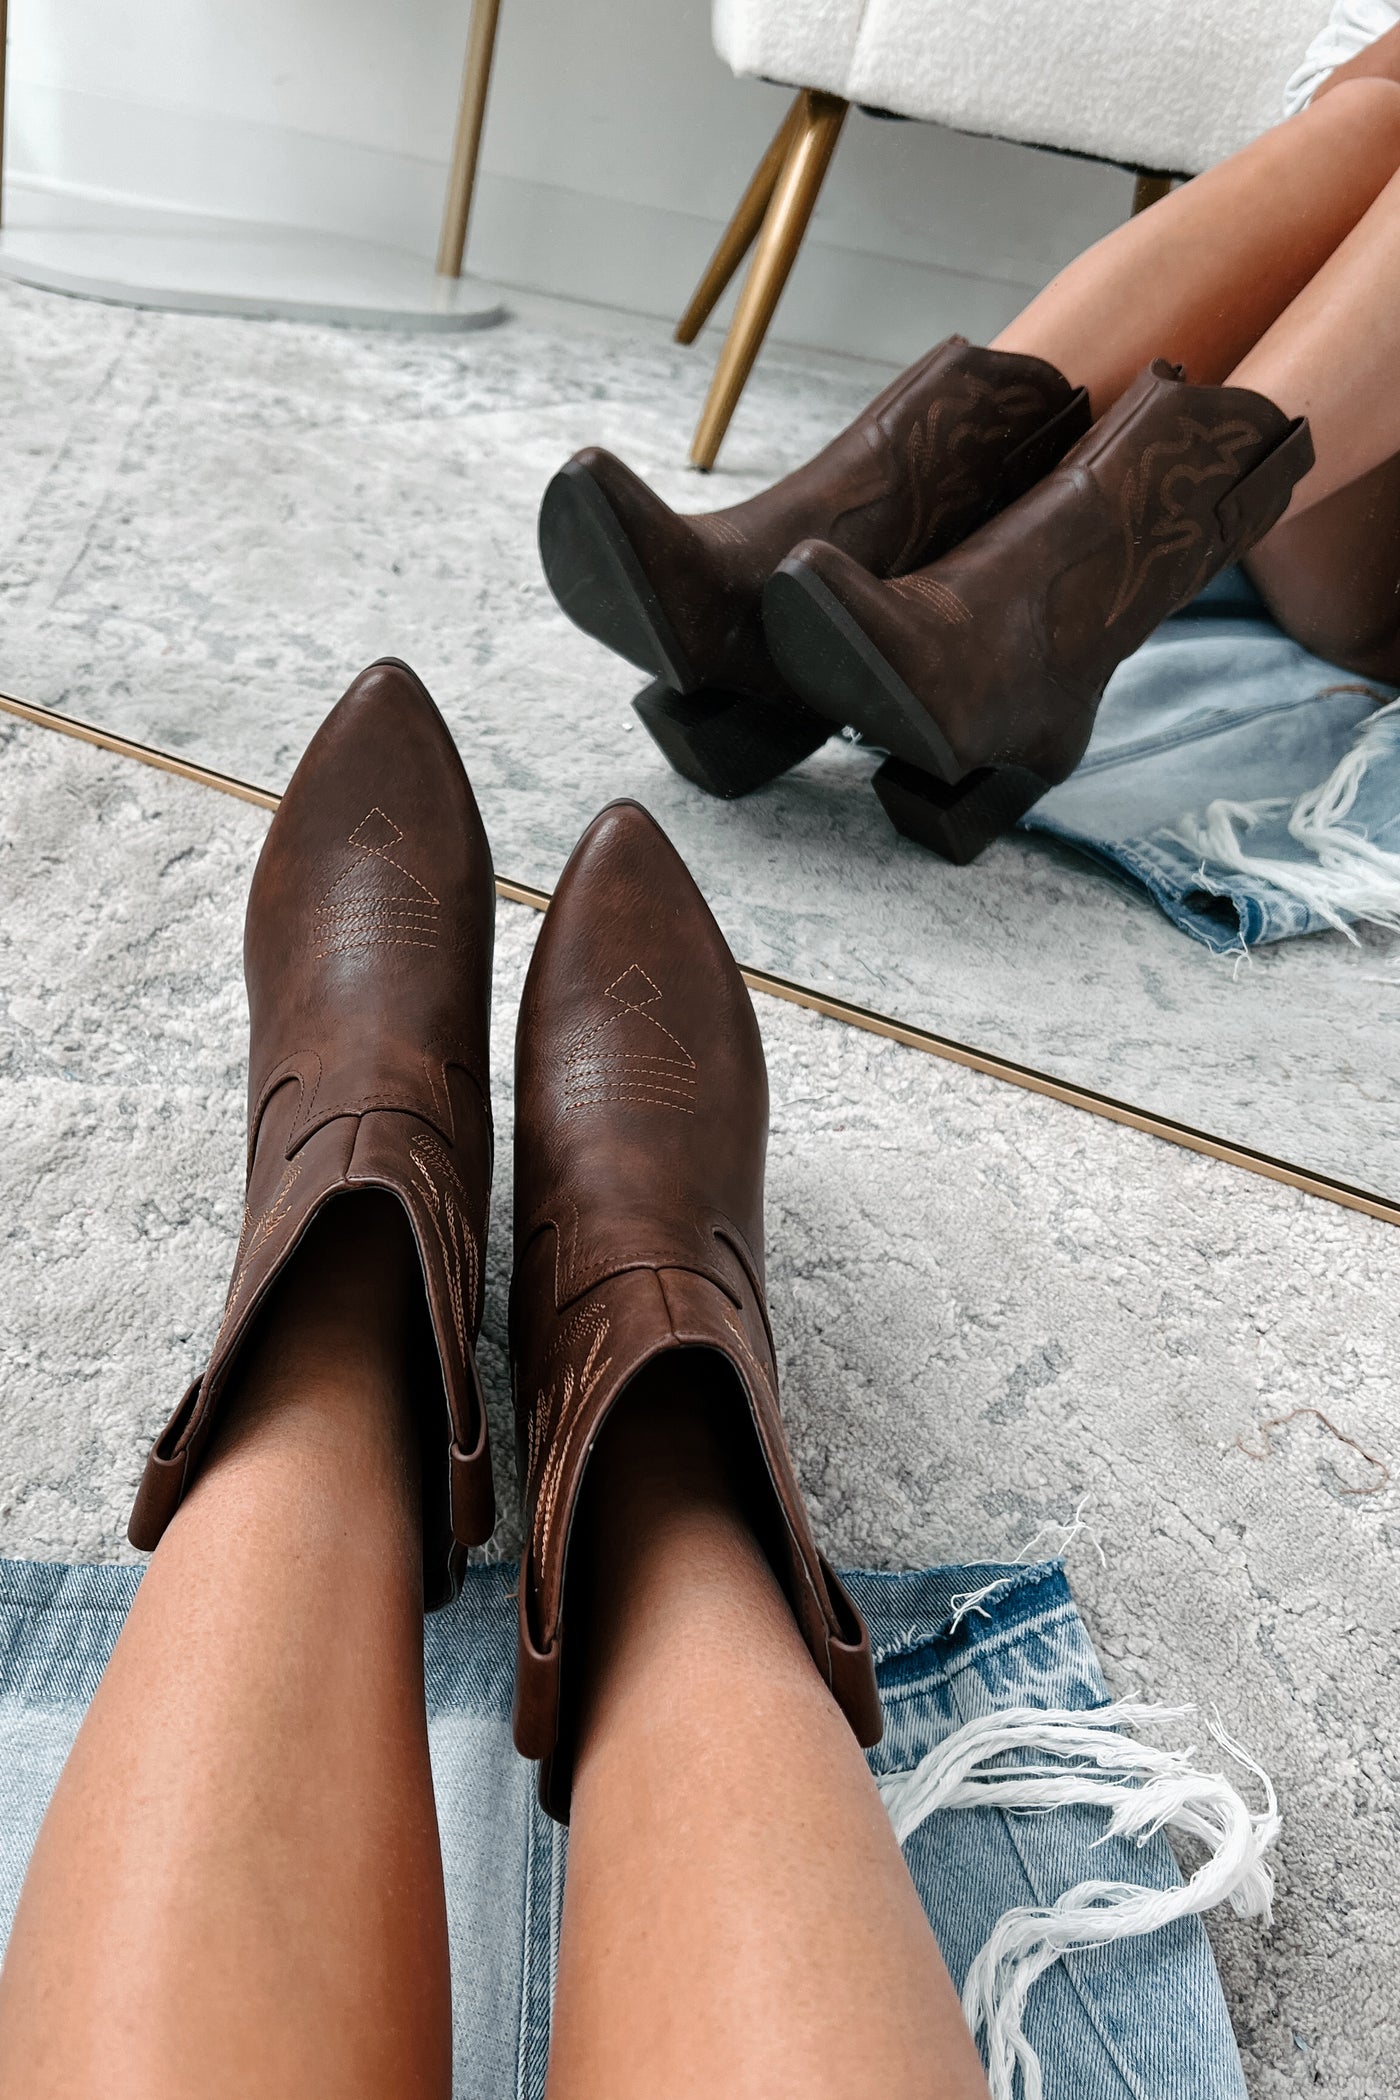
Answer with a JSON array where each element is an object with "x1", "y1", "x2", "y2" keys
[
  {"x1": 675, "y1": 94, "x2": 806, "y2": 345},
  {"x1": 689, "y1": 90, "x2": 848, "y2": 471},
  {"x1": 1131, "y1": 172, "x2": 1175, "y2": 216},
  {"x1": 437, "y1": 0, "x2": 504, "y2": 279}
]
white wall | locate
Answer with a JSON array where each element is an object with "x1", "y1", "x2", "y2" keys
[{"x1": 4, "y1": 0, "x2": 1130, "y2": 363}]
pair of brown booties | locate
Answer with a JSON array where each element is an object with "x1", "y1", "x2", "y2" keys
[
  {"x1": 127, "y1": 661, "x2": 881, "y2": 1819},
  {"x1": 538, "y1": 338, "x2": 1314, "y2": 863}
]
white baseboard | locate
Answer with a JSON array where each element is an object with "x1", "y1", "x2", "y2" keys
[{"x1": 5, "y1": 77, "x2": 1055, "y2": 364}]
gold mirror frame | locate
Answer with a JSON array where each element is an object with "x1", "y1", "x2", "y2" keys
[{"x1": 5, "y1": 685, "x2": 1394, "y2": 1229}]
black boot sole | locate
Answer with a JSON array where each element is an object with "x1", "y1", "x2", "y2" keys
[
  {"x1": 761, "y1": 564, "x2": 1049, "y2": 862},
  {"x1": 871, "y1": 757, "x2": 1050, "y2": 864},
  {"x1": 538, "y1": 460, "x2": 699, "y2": 692},
  {"x1": 633, "y1": 679, "x2": 831, "y2": 799}
]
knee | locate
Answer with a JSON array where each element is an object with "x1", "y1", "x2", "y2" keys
[{"x1": 1307, "y1": 74, "x2": 1400, "y2": 149}]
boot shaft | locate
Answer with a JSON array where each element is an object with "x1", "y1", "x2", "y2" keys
[
  {"x1": 760, "y1": 362, "x2": 1314, "y2": 839},
  {"x1": 701, "y1": 335, "x2": 1091, "y2": 589},
  {"x1": 915, "y1": 361, "x2": 1314, "y2": 760}
]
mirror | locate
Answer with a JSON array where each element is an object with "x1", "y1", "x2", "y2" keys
[{"x1": 3, "y1": 294, "x2": 1395, "y2": 1213}]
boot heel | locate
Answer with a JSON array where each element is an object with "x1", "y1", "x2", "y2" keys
[
  {"x1": 634, "y1": 679, "x2": 831, "y2": 799},
  {"x1": 872, "y1": 756, "x2": 1049, "y2": 864}
]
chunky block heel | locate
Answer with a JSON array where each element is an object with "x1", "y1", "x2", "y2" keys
[
  {"x1": 633, "y1": 679, "x2": 831, "y2": 799},
  {"x1": 872, "y1": 756, "x2": 1049, "y2": 864}
]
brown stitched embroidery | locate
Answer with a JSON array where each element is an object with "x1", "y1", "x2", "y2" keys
[
  {"x1": 721, "y1": 1310, "x2": 776, "y2": 1407},
  {"x1": 561, "y1": 963, "x2": 698, "y2": 1115},
  {"x1": 704, "y1": 516, "x2": 745, "y2": 551},
  {"x1": 891, "y1": 572, "x2": 973, "y2": 622},
  {"x1": 1105, "y1": 415, "x2": 1261, "y2": 628},
  {"x1": 221, "y1": 1157, "x2": 305, "y2": 1329},
  {"x1": 889, "y1": 398, "x2": 948, "y2": 573},
  {"x1": 348, "y1": 808, "x2": 442, "y2": 902},
  {"x1": 566, "y1": 1096, "x2": 694, "y2": 1112},
  {"x1": 889, "y1": 375, "x2": 1057, "y2": 572},
  {"x1": 529, "y1": 1304, "x2": 613, "y2": 1575},
  {"x1": 315, "y1": 807, "x2": 442, "y2": 958},
  {"x1": 408, "y1": 1132, "x2": 481, "y2": 1357}
]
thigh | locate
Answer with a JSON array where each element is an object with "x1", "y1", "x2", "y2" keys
[{"x1": 1245, "y1": 450, "x2": 1400, "y2": 682}]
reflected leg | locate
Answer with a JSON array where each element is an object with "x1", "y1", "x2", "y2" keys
[
  {"x1": 994, "y1": 80, "x2": 1400, "y2": 412},
  {"x1": 0, "y1": 1195, "x2": 452, "y2": 2100},
  {"x1": 1225, "y1": 153, "x2": 1400, "y2": 675},
  {"x1": 545, "y1": 1367, "x2": 989, "y2": 2100},
  {"x1": 1242, "y1": 451, "x2": 1400, "y2": 681}
]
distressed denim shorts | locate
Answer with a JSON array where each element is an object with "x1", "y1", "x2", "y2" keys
[
  {"x1": 0, "y1": 1556, "x2": 1248, "y2": 2099},
  {"x1": 1026, "y1": 567, "x2": 1400, "y2": 949}
]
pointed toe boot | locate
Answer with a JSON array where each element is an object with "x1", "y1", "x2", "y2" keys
[
  {"x1": 510, "y1": 800, "x2": 881, "y2": 1817},
  {"x1": 538, "y1": 338, "x2": 1089, "y2": 797},
  {"x1": 128, "y1": 660, "x2": 497, "y2": 1603},
  {"x1": 763, "y1": 361, "x2": 1314, "y2": 862}
]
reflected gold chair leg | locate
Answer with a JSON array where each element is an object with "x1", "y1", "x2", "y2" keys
[
  {"x1": 436, "y1": 0, "x2": 504, "y2": 279},
  {"x1": 1131, "y1": 172, "x2": 1175, "y2": 215},
  {"x1": 689, "y1": 89, "x2": 848, "y2": 472},
  {"x1": 675, "y1": 93, "x2": 806, "y2": 345}
]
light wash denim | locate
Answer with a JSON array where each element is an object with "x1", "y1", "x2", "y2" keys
[
  {"x1": 1025, "y1": 569, "x2": 1400, "y2": 951},
  {"x1": 0, "y1": 1555, "x2": 1246, "y2": 2099}
]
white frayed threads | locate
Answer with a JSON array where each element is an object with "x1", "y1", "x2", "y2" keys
[
  {"x1": 947, "y1": 1499, "x2": 1107, "y2": 1635},
  {"x1": 946, "y1": 1581, "x2": 1001, "y2": 1634},
  {"x1": 1172, "y1": 695, "x2": 1400, "y2": 941},
  {"x1": 878, "y1": 1700, "x2": 1280, "y2": 2100},
  {"x1": 1011, "y1": 1493, "x2": 1106, "y2": 1572}
]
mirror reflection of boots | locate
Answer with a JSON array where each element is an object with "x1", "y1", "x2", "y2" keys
[
  {"x1": 537, "y1": 338, "x2": 1090, "y2": 796},
  {"x1": 762, "y1": 362, "x2": 1314, "y2": 862}
]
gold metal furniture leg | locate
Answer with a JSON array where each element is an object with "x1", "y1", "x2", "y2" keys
[
  {"x1": 689, "y1": 90, "x2": 848, "y2": 471},
  {"x1": 1131, "y1": 172, "x2": 1175, "y2": 215},
  {"x1": 437, "y1": 0, "x2": 504, "y2": 279},
  {"x1": 675, "y1": 93, "x2": 805, "y2": 344}
]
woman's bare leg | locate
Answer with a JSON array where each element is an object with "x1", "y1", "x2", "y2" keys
[
  {"x1": 1231, "y1": 160, "x2": 1400, "y2": 511},
  {"x1": 1239, "y1": 453, "x2": 1400, "y2": 680},
  {"x1": 1217, "y1": 149, "x2": 1400, "y2": 675},
  {"x1": 994, "y1": 79, "x2": 1400, "y2": 412},
  {"x1": 0, "y1": 1195, "x2": 451, "y2": 2100},
  {"x1": 992, "y1": 78, "x2": 1400, "y2": 677},
  {"x1": 546, "y1": 1368, "x2": 989, "y2": 2100}
]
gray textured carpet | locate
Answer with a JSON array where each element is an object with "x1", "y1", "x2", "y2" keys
[
  {"x1": 2, "y1": 275, "x2": 1397, "y2": 1203},
  {"x1": 1, "y1": 712, "x2": 1395, "y2": 2095}
]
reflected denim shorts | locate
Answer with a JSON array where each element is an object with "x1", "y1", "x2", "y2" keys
[
  {"x1": 1027, "y1": 568, "x2": 1400, "y2": 949},
  {"x1": 0, "y1": 1556, "x2": 1247, "y2": 2099}
]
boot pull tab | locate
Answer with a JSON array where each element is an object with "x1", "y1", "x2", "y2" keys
[{"x1": 1215, "y1": 416, "x2": 1315, "y2": 551}]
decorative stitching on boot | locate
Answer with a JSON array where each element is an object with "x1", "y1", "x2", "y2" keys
[
  {"x1": 1106, "y1": 416, "x2": 1262, "y2": 628},
  {"x1": 314, "y1": 806, "x2": 443, "y2": 958},
  {"x1": 348, "y1": 807, "x2": 441, "y2": 902},
  {"x1": 222, "y1": 1157, "x2": 305, "y2": 1327},
  {"x1": 529, "y1": 1303, "x2": 614, "y2": 1578},
  {"x1": 706, "y1": 517, "x2": 745, "y2": 551},
  {"x1": 891, "y1": 572, "x2": 973, "y2": 623},
  {"x1": 561, "y1": 963, "x2": 698, "y2": 1114},
  {"x1": 408, "y1": 1131, "x2": 482, "y2": 1356},
  {"x1": 721, "y1": 1310, "x2": 777, "y2": 1408},
  {"x1": 888, "y1": 376, "x2": 1061, "y2": 573}
]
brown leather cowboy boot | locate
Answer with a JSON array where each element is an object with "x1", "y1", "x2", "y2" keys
[
  {"x1": 539, "y1": 338, "x2": 1089, "y2": 797},
  {"x1": 510, "y1": 800, "x2": 881, "y2": 1817},
  {"x1": 128, "y1": 660, "x2": 497, "y2": 1603},
  {"x1": 762, "y1": 361, "x2": 1314, "y2": 862}
]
